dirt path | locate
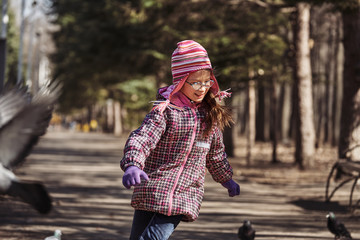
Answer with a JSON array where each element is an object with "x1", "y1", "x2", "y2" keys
[{"x1": 0, "y1": 130, "x2": 359, "y2": 240}]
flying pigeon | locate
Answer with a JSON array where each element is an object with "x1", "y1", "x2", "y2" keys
[
  {"x1": 326, "y1": 212, "x2": 352, "y2": 240},
  {"x1": 238, "y1": 220, "x2": 256, "y2": 240},
  {"x1": 0, "y1": 81, "x2": 61, "y2": 214}
]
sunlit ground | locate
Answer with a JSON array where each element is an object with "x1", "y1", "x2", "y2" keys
[{"x1": 0, "y1": 129, "x2": 359, "y2": 240}]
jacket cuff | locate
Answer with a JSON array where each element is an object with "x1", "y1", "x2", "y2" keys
[
  {"x1": 120, "y1": 160, "x2": 143, "y2": 172},
  {"x1": 214, "y1": 168, "x2": 233, "y2": 184}
]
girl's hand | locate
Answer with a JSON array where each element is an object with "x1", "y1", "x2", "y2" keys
[
  {"x1": 221, "y1": 179, "x2": 240, "y2": 197},
  {"x1": 122, "y1": 166, "x2": 149, "y2": 189}
]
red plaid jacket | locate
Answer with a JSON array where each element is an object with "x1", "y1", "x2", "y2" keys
[{"x1": 120, "y1": 91, "x2": 233, "y2": 222}]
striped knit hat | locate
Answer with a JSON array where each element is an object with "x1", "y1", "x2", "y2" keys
[{"x1": 164, "y1": 40, "x2": 220, "y2": 100}]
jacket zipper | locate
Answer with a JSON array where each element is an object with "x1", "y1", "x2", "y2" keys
[{"x1": 168, "y1": 109, "x2": 198, "y2": 216}]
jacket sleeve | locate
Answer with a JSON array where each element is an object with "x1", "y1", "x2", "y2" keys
[
  {"x1": 120, "y1": 108, "x2": 167, "y2": 171},
  {"x1": 205, "y1": 127, "x2": 233, "y2": 183}
]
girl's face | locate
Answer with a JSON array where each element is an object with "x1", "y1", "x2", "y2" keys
[{"x1": 180, "y1": 70, "x2": 212, "y2": 103}]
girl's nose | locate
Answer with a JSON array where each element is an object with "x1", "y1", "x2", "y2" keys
[{"x1": 197, "y1": 85, "x2": 207, "y2": 92}]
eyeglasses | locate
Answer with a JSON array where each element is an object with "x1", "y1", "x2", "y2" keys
[{"x1": 185, "y1": 80, "x2": 215, "y2": 91}]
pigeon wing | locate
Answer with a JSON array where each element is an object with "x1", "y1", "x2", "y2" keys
[
  {"x1": 0, "y1": 89, "x2": 28, "y2": 129},
  {"x1": 339, "y1": 223, "x2": 352, "y2": 239},
  {"x1": 0, "y1": 82, "x2": 61, "y2": 169}
]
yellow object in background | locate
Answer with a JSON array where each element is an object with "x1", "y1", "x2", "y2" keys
[
  {"x1": 82, "y1": 124, "x2": 90, "y2": 132},
  {"x1": 90, "y1": 120, "x2": 98, "y2": 131}
]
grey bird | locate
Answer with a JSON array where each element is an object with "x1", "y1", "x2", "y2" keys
[
  {"x1": 0, "y1": 82, "x2": 61, "y2": 214},
  {"x1": 326, "y1": 212, "x2": 352, "y2": 240},
  {"x1": 44, "y1": 229, "x2": 62, "y2": 240},
  {"x1": 238, "y1": 220, "x2": 256, "y2": 240}
]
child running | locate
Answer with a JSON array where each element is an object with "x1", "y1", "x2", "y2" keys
[{"x1": 120, "y1": 40, "x2": 240, "y2": 240}]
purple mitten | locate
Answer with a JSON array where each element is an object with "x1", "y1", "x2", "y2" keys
[
  {"x1": 221, "y1": 179, "x2": 240, "y2": 197},
  {"x1": 122, "y1": 166, "x2": 149, "y2": 189}
]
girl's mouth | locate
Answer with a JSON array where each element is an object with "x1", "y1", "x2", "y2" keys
[
  {"x1": 195, "y1": 93, "x2": 205, "y2": 98},
  {"x1": 195, "y1": 94, "x2": 204, "y2": 99}
]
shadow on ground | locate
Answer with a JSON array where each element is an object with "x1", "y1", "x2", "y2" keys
[{"x1": 0, "y1": 131, "x2": 359, "y2": 240}]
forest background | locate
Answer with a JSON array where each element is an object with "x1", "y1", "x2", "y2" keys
[{"x1": 1, "y1": 0, "x2": 359, "y2": 170}]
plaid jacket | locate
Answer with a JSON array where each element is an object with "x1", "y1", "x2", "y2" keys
[{"x1": 120, "y1": 91, "x2": 233, "y2": 222}]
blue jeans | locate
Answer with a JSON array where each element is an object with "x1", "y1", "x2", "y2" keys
[{"x1": 129, "y1": 210, "x2": 183, "y2": 240}]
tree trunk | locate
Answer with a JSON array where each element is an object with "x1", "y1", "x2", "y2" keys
[
  {"x1": 247, "y1": 72, "x2": 256, "y2": 166},
  {"x1": 324, "y1": 18, "x2": 336, "y2": 145},
  {"x1": 256, "y1": 79, "x2": 271, "y2": 142},
  {"x1": 224, "y1": 98, "x2": 234, "y2": 157},
  {"x1": 106, "y1": 99, "x2": 114, "y2": 133},
  {"x1": 224, "y1": 125, "x2": 234, "y2": 157},
  {"x1": 114, "y1": 100, "x2": 122, "y2": 136},
  {"x1": 310, "y1": 10, "x2": 322, "y2": 149},
  {"x1": 236, "y1": 90, "x2": 247, "y2": 136},
  {"x1": 241, "y1": 89, "x2": 248, "y2": 135},
  {"x1": 331, "y1": 14, "x2": 343, "y2": 147},
  {"x1": 256, "y1": 81, "x2": 266, "y2": 141},
  {"x1": 315, "y1": 83, "x2": 325, "y2": 148},
  {"x1": 279, "y1": 81, "x2": 292, "y2": 144},
  {"x1": 271, "y1": 68, "x2": 279, "y2": 163},
  {"x1": 295, "y1": 3, "x2": 316, "y2": 169},
  {"x1": 339, "y1": 8, "x2": 360, "y2": 160},
  {"x1": 289, "y1": 10, "x2": 298, "y2": 144}
]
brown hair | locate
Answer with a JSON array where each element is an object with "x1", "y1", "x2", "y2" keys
[{"x1": 202, "y1": 92, "x2": 234, "y2": 137}]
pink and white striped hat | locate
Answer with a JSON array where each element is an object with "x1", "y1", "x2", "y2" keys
[{"x1": 161, "y1": 40, "x2": 220, "y2": 100}]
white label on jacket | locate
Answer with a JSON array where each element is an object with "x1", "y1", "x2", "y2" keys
[{"x1": 196, "y1": 141, "x2": 210, "y2": 149}]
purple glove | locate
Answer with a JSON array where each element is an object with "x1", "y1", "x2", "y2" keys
[
  {"x1": 122, "y1": 166, "x2": 149, "y2": 189},
  {"x1": 221, "y1": 179, "x2": 240, "y2": 197}
]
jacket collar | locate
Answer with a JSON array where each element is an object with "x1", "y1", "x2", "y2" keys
[
  {"x1": 170, "y1": 91, "x2": 201, "y2": 109},
  {"x1": 157, "y1": 86, "x2": 201, "y2": 109}
]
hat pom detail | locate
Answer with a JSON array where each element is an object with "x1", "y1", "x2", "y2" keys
[{"x1": 216, "y1": 88, "x2": 232, "y2": 102}]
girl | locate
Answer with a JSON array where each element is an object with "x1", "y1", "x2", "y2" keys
[{"x1": 120, "y1": 40, "x2": 240, "y2": 240}]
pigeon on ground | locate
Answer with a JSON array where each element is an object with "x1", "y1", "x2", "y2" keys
[
  {"x1": 238, "y1": 220, "x2": 256, "y2": 240},
  {"x1": 326, "y1": 212, "x2": 352, "y2": 240},
  {"x1": 0, "y1": 81, "x2": 61, "y2": 214},
  {"x1": 44, "y1": 229, "x2": 62, "y2": 240}
]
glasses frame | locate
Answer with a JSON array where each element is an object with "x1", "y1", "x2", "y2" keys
[{"x1": 185, "y1": 80, "x2": 215, "y2": 91}]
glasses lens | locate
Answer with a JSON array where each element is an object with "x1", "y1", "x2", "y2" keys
[
  {"x1": 191, "y1": 80, "x2": 214, "y2": 90},
  {"x1": 206, "y1": 80, "x2": 214, "y2": 88},
  {"x1": 193, "y1": 83, "x2": 201, "y2": 90}
]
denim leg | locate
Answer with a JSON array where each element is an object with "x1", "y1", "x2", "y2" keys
[
  {"x1": 140, "y1": 213, "x2": 183, "y2": 240},
  {"x1": 129, "y1": 210, "x2": 155, "y2": 240}
]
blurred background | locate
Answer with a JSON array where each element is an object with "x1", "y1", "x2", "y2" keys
[{"x1": 1, "y1": 0, "x2": 359, "y2": 169}]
